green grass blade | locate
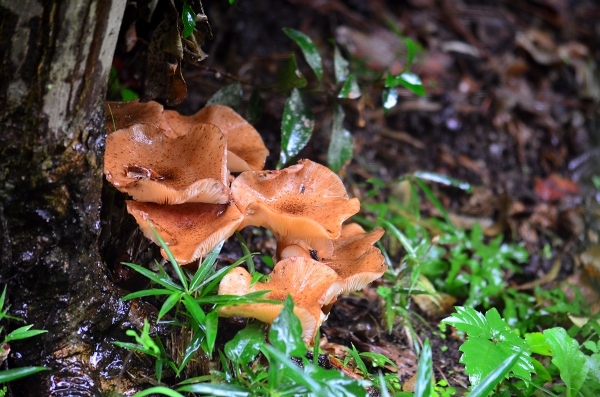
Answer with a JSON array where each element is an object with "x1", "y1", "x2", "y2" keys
[
  {"x1": 122, "y1": 262, "x2": 182, "y2": 291},
  {"x1": 132, "y1": 386, "x2": 185, "y2": 397},
  {"x1": 0, "y1": 366, "x2": 47, "y2": 383},
  {"x1": 414, "y1": 339, "x2": 432, "y2": 397},
  {"x1": 235, "y1": 232, "x2": 255, "y2": 275},
  {"x1": 122, "y1": 289, "x2": 174, "y2": 300},
  {"x1": 147, "y1": 221, "x2": 188, "y2": 291},
  {"x1": 189, "y1": 242, "x2": 223, "y2": 292}
]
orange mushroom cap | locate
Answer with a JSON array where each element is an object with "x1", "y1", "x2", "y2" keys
[
  {"x1": 231, "y1": 159, "x2": 360, "y2": 239},
  {"x1": 218, "y1": 257, "x2": 342, "y2": 342},
  {"x1": 163, "y1": 105, "x2": 269, "y2": 172},
  {"x1": 104, "y1": 123, "x2": 230, "y2": 204},
  {"x1": 105, "y1": 100, "x2": 170, "y2": 133},
  {"x1": 126, "y1": 201, "x2": 244, "y2": 265}
]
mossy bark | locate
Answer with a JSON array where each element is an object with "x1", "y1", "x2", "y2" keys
[{"x1": 0, "y1": 1, "x2": 149, "y2": 395}]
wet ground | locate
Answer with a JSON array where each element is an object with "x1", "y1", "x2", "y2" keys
[{"x1": 106, "y1": 0, "x2": 600, "y2": 390}]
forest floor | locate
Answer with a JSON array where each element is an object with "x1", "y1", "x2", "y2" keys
[{"x1": 109, "y1": 0, "x2": 600, "y2": 393}]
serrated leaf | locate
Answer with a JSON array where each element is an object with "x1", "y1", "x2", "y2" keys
[
  {"x1": 182, "y1": 4, "x2": 196, "y2": 39},
  {"x1": 338, "y1": 74, "x2": 361, "y2": 99},
  {"x1": 443, "y1": 307, "x2": 534, "y2": 387},
  {"x1": 278, "y1": 88, "x2": 314, "y2": 167},
  {"x1": 283, "y1": 28, "x2": 323, "y2": 82},
  {"x1": 334, "y1": 45, "x2": 349, "y2": 83},
  {"x1": 415, "y1": 339, "x2": 432, "y2": 397},
  {"x1": 275, "y1": 54, "x2": 307, "y2": 91},
  {"x1": 268, "y1": 296, "x2": 306, "y2": 357},
  {"x1": 327, "y1": 103, "x2": 353, "y2": 172},
  {"x1": 382, "y1": 87, "x2": 398, "y2": 111},
  {"x1": 544, "y1": 327, "x2": 588, "y2": 397},
  {"x1": 207, "y1": 82, "x2": 243, "y2": 110},
  {"x1": 225, "y1": 322, "x2": 265, "y2": 364}
]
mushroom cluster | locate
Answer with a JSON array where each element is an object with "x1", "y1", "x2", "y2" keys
[{"x1": 104, "y1": 100, "x2": 386, "y2": 343}]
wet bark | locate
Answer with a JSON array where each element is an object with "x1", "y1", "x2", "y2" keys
[{"x1": 0, "y1": 1, "x2": 146, "y2": 395}]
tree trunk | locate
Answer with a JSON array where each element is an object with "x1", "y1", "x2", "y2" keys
[{"x1": 0, "y1": 1, "x2": 146, "y2": 395}]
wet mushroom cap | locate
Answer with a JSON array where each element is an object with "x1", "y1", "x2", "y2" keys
[
  {"x1": 126, "y1": 201, "x2": 244, "y2": 265},
  {"x1": 163, "y1": 105, "x2": 269, "y2": 172},
  {"x1": 231, "y1": 159, "x2": 360, "y2": 239},
  {"x1": 105, "y1": 100, "x2": 168, "y2": 133},
  {"x1": 104, "y1": 123, "x2": 230, "y2": 204},
  {"x1": 218, "y1": 257, "x2": 341, "y2": 342}
]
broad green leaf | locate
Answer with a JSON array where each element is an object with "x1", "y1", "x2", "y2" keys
[
  {"x1": 182, "y1": 4, "x2": 196, "y2": 39},
  {"x1": 382, "y1": 87, "x2": 398, "y2": 111},
  {"x1": 177, "y1": 383, "x2": 250, "y2": 396},
  {"x1": 385, "y1": 72, "x2": 426, "y2": 97},
  {"x1": 278, "y1": 88, "x2": 314, "y2": 167},
  {"x1": 121, "y1": 88, "x2": 138, "y2": 101},
  {"x1": 338, "y1": 74, "x2": 361, "y2": 99},
  {"x1": 327, "y1": 103, "x2": 353, "y2": 172},
  {"x1": 4, "y1": 325, "x2": 46, "y2": 342},
  {"x1": 268, "y1": 296, "x2": 306, "y2": 357},
  {"x1": 544, "y1": 327, "x2": 588, "y2": 397},
  {"x1": 0, "y1": 366, "x2": 47, "y2": 384},
  {"x1": 443, "y1": 307, "x2": 533, "y2": 386},
  {"x1": 468, "y1": 354, "x2": 520, "y2": 397},
  {"x1": 584, "y1": 353, "x2": 600, "y2": 392},
  {"x1": 334, "y1": 45, "x2": 349, "y2": 83},
  {"x1": 275, "y1": 54, "x2": 307, "y2": 91},
  {"x1": 414, "y1": 339, "x2": 432, "y2": 397},
  {"x1": 525, "y1": 332, "x2": 552, "y2": 356},
  {"x1": 283, "y1": 28, "x2": 323, "y2": 81},
  {"x1": 225, "y1": 322, "x2": 266, "y2": 364},
  {"x1": 207, "y1": 82, "x2": 243, "y2": 110},
  {"x1": 246, "y1": 89, "x2": 265, "y2": 124}
]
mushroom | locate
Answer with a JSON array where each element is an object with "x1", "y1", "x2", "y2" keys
[
  {"x1": 126, "y1": 201, "x2": 244, "y2": 265},
  {"x1": 231, "y1": 159, "x2": 360, "y2": 239},
  {"x1": 276, "y1": 223, "x2": 387, "y2": 296},
  {"x1": 105, "y1": 100, "x2": 170, "y2": 133},
  {"x1": 104, "y1": 123, "x2": 230, "y2": 204},
  {"x1": 218, "y1": 256, "x2": 341, "y2": 342},
  {"x1": 163, "y1": 105, "x2": 269, "y2": 172}
]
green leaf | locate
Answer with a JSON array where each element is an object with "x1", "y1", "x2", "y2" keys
[
  {"x1": 246, "y1": 89, "x2": 265, "y2": 124},
  {"x1": 177, "y1": 383, "x2": 250, "y2": 396},
  {"x1": 4, "y1": 325, "x2": 47, "y2": 342},
  {"x1": 442, "y1": 307, "x2": 534, "y2": 386},
  {"x1": 122, "y1": 262, "x2": 182, "y2": 292},
  {"x1": 0, "y1": 367, "x2": 47, "y2": 384},
  {"x1": 327, "y1": 103, "x2": 353, "y2": 173},
  {"x1": 283, "y1": 28, "x2": 323, "y2": 82},
  {"x1": 268, "y1": 296, "x2": 306, "y2": 357},
  {"x1": 122, "y1": 289, "x2": 174, "y2": 300},
  {"x1": 225, "y1": 322, "x2": 266, "y2": 364},
  {"x1": 544, "y1": 327, "x2": 588, "y2": 397},
  {"x1": 181, "y1": 4, "x2": 196, "y2": 39},
  {"x1": 524, "y1": 332, "x2": 552, "y2": 356},
  {"x1": 414, "y1": 339, "x2": 432, "y2": 397},
  {"x1": 337, "y1": 74, "x2": 361, "y2": 99},
  {"x1": 413, "y1": 171, "x2": 472, "y2": 193},
  {"x1": 275, "y1": 54, "x2": 307, "y2": 91},
  {"x1": 262, "y1": 344, "x2": 322, "y2": 393},
  {"x1": 207, "y1": 82, "x2": 243, "y2": 110},
  {"x1": 182, "y1": 294, "x2": 206, "y2": 324},
  {"x1": 133, "y1": 386, "x2": 185, "y2": 397},
  {"x1": 334, "y1": 45, "x2": 349, "y2": 83},
  {"x1": 382, "y1": 87, "x2": 398, "y2": 111},
  {"x1": 278, "y1": 88, "x2": 314, "y2": 167},
  {"x1": 158, "y1": 291, "x2": 182, "y2": 321},
  {"x1": 385, "y1": 72, "x2": 426, "y2": 97},
  {"x1": 468, "y1": 354, "x2": 521, "y2": 397},
  {"x1": 404, "y1": 37, "x2": 418, "y2": 70},
  {"x1": 204, "y1": 310, "x2": 219, "y2": 356}
]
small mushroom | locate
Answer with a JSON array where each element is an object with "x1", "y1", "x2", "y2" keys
[
  {"x1": 104, "y1": 123, "x2": 230, "y2": 204},
  {"x1": 126, "y1": 201, "x2": 244, "y2": 265},
  {"x1": 277, "y1": 223, "x2": 387, "y2": 294},
  {"x1": 163, "y1": 105, "x2": 269, "y2": 172},
  {"x1": 231, "y1": 159, "x2": 360, "y2": 239},
  {"x1": 105, "y1": 100, "x2": 169, "y2": 133},
  {"x1": 218, "y1": 256, "x2": 341, "y2": 342}
]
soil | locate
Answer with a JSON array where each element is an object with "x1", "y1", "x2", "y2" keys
[{"x1": 107, "y1": 0, "x2": 600, "y2": 391}]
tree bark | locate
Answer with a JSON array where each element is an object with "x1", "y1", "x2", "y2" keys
[{"x1": 0, "y1": 0, "x2": 145, "y2": 395}]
